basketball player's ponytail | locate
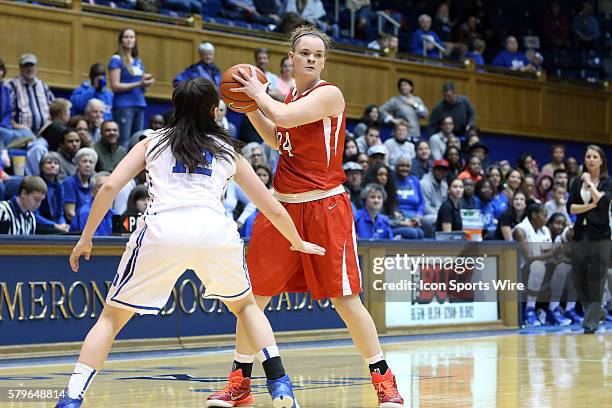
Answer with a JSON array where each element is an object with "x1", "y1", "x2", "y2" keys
[{"x1": 150, "y1": 78, "x2": 242, "y2": 173}]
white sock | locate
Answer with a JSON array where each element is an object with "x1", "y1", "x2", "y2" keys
[
  {"x1": 527, "y1": 299, "x2": 536, "y2": 309},
  {"x1": 67, "y1": 362, "x2": 97, "y2": 399},
  {"x1": 234, "y1": 351, "x2": 255, "y2": 364},
  {"x1": 256, "y1": 345, "x2": 279, "y2": 363},
  {"x1": 566, "y1": 301, "x2": 576, "y2": 310},
  {"x1": 549, "y1": 302, "x2": 560, "y2": 311},
  {"x1": 364, "y1": 351, "x2": 385, "y2": 365}
]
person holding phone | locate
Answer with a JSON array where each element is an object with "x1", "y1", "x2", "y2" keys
[{"x1": 70, "y1": 63, "x2": 114, "y2": 121}]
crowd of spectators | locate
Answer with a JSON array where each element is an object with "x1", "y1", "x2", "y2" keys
[{"x1": 1, "y1": 20, "x2": 610, "y2": 327}]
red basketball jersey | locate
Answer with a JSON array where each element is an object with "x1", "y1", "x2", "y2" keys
[{"x1": 273, "y1": 81, "x2": 347, "y2": 194}]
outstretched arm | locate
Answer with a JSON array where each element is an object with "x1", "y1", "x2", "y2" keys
[
  {"x1": 232, "y1": 67, "x2": 344, "y2": 128},
  {"x1": 234, "y1": 155, "x2": 325, "y2": 255},
  {"x1": 69, "y1": 140, "x2": 147, "y2": 271}
]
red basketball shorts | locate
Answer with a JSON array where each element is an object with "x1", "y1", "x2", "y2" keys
[{"x1": 246, "y1": 193, "x2": 362, "y2": 300}]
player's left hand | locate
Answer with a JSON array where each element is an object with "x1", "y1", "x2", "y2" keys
[
  {"x1": 290, "y1": 240, "x2": 326, "y2": 256},
  {"x1": 70, "y1": 239, "x2": 93, "y2": 272},
  {"x1": 231, "y1": 66, "x2": 268, "y2": 99}
]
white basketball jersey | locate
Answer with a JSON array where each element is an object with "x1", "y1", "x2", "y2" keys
[{"x1": 144, "y1": 131, "x2": 236, "y2": 216}]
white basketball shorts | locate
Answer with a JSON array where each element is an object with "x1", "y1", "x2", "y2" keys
[{"x1": 106, "y1": 210, "x2": 251, "y2": 315}]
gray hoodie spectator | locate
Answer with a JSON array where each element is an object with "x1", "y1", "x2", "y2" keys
[{"x1": 420, "y1": 159, "x2": 449, "y2": 231}]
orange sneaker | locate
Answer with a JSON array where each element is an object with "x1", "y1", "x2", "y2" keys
[
  {"x1": 371, "y1": 369, "x2": 404, "y2": 408},
  {"x1": 206, "y1": 369, "x2": 254, "y2": 407}
]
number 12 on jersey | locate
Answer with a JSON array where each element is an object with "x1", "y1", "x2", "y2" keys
[
  {"x1": 277, "y1": 131, "x2": 294, "y2": 157},
  {"x1": 172, "y1": 150, "x2": 213, "y2": 176}
]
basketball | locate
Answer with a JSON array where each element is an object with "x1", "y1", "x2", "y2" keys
[{"x1": 220, "y1": 64, "x2": 268, "y2": 113}]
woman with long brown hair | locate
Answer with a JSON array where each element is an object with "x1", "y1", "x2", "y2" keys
[
  {"x1": 108, "y1": 28, "x2": 154, "y2": 149},
  {"x1": 567, "y1": 144, "x2": 612, "y2": 333}
]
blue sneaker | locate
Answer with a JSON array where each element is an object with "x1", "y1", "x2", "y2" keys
[
  {"x1": 524, "y1": 307, "x2": 541, "y2": 327},
  {"x1": 564, "y1": 308, "x2": 584, "y2": 324},
  {"x1": 604, "y1": 310, "x2": 612, "y2": 323},
  {"x1": 267, "y1": 374, "x2": 299, "y2": 408},
  {"x1": 55, "y1": 389, "x2": 82, "y2": 408},
  {"x1": 546, "y1": 307, "x2": 572, "y2": 326}
]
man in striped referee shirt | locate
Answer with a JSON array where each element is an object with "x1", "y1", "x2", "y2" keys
[{"x1": 0, "y1": 176, "x2": 46, "y2": 234}]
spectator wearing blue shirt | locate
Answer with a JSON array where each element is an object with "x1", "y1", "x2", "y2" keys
[
  {"x1": 492, "y1": 168, "x2": 523, "y2": 220},
  {"x1": 392, "y1": 156, "x2": 425, "y2": 239},
  {"x1": 36, "y1": 152, "x2": 69, "y2": 233},
  {"x1": 70, "y1": 63, "x2": 113, "y2": 121},
  {"x1": 109, "y1": 28, "x2": 154, "y2": 149},
  {"x1": 173, "y1": 42, "x2": 222, "y2": 88},
  {"x1": 70, "y1": 171, "x2": 113, "y2": 236},
  {"x1": 475, "y1": 178, "x2": 497, "y2": 239},
  {"x1": 465, "y1": 39, "x2": 486, "y2": 67},
  {"x1": 410, "y1": 15, "x2": 445, "y2": 59},
  {"x1": 491, "y1": 36, "x2": 534, "y2": 72},
  {"x1": 572, "y1": 1, "x2": 600, "y2": 49},
  {"x1": 63, "y1": 147, "x2": 97, "y2": 224},
  {"x1": 354, "y1": 183, "x2": 394, "y2": 240},
  {"x1": 0, "y1": 58, "x2": 35, "y2": 146}
]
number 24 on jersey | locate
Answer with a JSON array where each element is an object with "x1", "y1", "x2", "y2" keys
[{"x1": 277, "y1": 131, "x2": 294, "y2": 157}]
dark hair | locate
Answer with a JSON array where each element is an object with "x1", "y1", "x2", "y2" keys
[
  {"x1": 440, "y1": 115, "x2": 454, "y2": 126},
  {"x1": 442, "y1": 82, "x2": 455, "y2": 92},
  {"x1": 444, "y1": 146, "x2": 462, "y2": 168},
  {"x1": 547, "y1": 212, "x2": 567, "y2": 226},
  {"x1": 526, "y1": 202, "x2": 546, "y2": 220},
  {"x1": 253, "y1": 164, "x2": 273, "y2": 189},
  {"x1": 280, "y1": 56, "x2": 290, "y2": 70},
  {"x1": 516, "y1": 153, "x2": 533, "y2": 175},
  {"x1": 583, "y1": 144, "x2": 609, "y2": 180},
  {"x1": 475, "y1": 178, "x2": 493, "y2": 202},
  {"x1": 550, "y1": 143, "x2": 565, "y2": 153},
  {"x1": 397, "y1": 78, "x2": 414, "y2": 91},
  {"x1": 0, "y1": 58, "x2": 5, "y2": 74},
  {"x1": 466, "y1": 125, "x2": 481, "y2": 138},
  {"x1": 360, "y1": 104, "x2": 383, "y2": 127},
  {"x1": 365, "y1": 125, "x2": 381, "y2": 135},
  {"x1": 486, "y1": 165, "x2": 502, "y2": 193},
  {"x1": 343, "y1": 137, "x2": 359, "y2": 163},
  {"x1": 117, "y1": 28, "x2": 138, "y2": 58},
  {"x1": 101, "y1": 120, "x2": 117, "y2": 131},
  {"x1": 61, "y1": 127, "x2": 79, "y2": 143},
  {"x1": 126, "y1": 184, "x2": 149, "y2": 214},
  {"x1": 364, "y1": 163, "x2": 397, "y2": 215},
  {"x1": 89, "y1": 63, "x2": 106, "y2": 81},
  {"x1": 254, "y1": 48, "x2": 269, "y2": 59},
  {"x1": 150, "y1": 78, "x2": 239, "y2": 172},
  {"x1": 553, "y1": 168, "x2": 567, "y2": 177},
  {"x1": 507, "y1": 190, "x2": 527, "y2": 221}
]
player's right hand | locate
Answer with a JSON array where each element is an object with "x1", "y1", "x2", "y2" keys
[
  {"x1": 70, "y1": 239, "x2": 93, "y2": 272},
  {"x1": 290, "y1": 241, "x2": 326, "y2": 256}
]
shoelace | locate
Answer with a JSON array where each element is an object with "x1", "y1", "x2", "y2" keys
[
  {"x1": 220, "y1": 376, "x2": 244, "y2": 396},
  {"x1": 374, "y1": 379, "x2": 400, "y2": 399}
]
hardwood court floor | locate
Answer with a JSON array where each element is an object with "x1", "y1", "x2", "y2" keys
[{"x1": 1, "y1": 330, "x2": 610, "y2": 408}]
